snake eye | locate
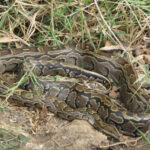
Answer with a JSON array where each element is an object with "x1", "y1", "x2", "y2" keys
[
  {"x1": 49, "y1": 65, "x2": 53, "y2": 69},
  {"x1": 103, "y1": 80, "x2": 106, "y2": 84}
]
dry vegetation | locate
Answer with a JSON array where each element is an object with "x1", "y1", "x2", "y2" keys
[
  {"x1": 0, "y1": 0, "x2": 150, "y2": 150},
  {"x1": 0, "y1": 0, "x2": 149, "y2": 48}
]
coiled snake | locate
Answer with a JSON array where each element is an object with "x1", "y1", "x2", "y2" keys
[{"x1": 0, "y1": 46, "x2": 150, "y2": 140}]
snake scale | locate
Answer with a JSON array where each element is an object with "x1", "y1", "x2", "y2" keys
[{"x1": 0, "y1": 46, "x2": 150, "y2": 140}]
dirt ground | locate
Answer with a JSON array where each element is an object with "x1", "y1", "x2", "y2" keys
[{"x1": 0, "y1": 101, "x2": 150, "y2": 150}]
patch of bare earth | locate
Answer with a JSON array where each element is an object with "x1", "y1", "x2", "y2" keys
[
  {"x1": 0, "y1": 103, "x2": 109, "y2": 150},
  {"x1": 0, "y1": 99, "x2": 150, "y2": 150}
]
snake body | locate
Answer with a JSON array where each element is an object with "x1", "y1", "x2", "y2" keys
[{"x1": 0, "y1": 46, "x2": 150, "y2": 139}]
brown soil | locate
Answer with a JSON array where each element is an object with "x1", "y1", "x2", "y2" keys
[{"x1": 0, "y1": 101, "x2": 150, "y2": 150}]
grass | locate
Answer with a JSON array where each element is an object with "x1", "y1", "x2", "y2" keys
[
  {"x1": 132, "y1": 124, "x2": 150, "y2": 144},
  {"x1": 0, "y1": 0, "x2": 150, "y2": 148},
  {"x1": 0, "y1": 128, "x2": 30, "y2": 150},
  {"x1": 0, "y1": 0, "x2": 149, "y2": 49}
]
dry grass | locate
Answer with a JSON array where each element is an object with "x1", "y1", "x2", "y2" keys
[
  {"x1": 0, "y1": 0, "x2": 149, "y2": 49},
  {"x1": 0, "y1": 0, "x2": 150, "y2": 149}
]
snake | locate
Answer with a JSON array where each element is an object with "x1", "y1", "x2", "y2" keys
[{"x1": 0, "y1": 46, "x2": 150, "y2": 140}]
